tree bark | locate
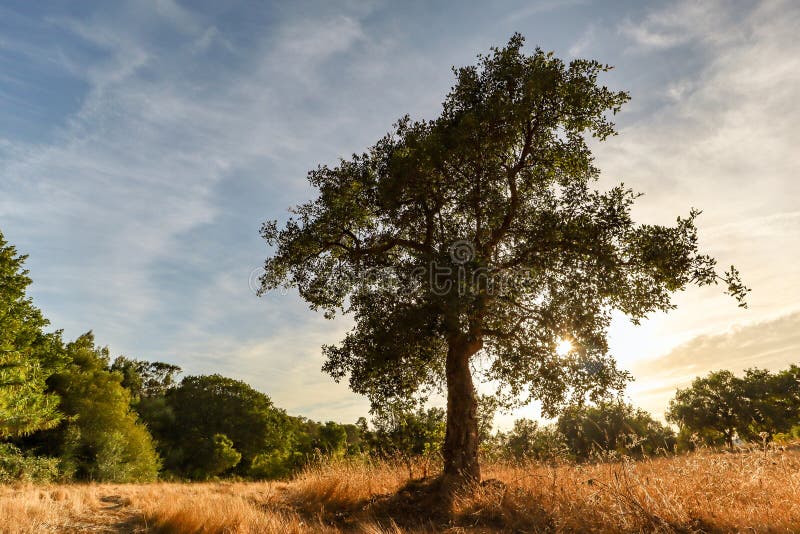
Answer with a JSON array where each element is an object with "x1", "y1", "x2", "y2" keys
[{"x1": 442, "y1": 335, "x2": 481, "y2": 492}]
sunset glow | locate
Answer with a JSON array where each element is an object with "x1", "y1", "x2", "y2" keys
[{"x1": 556, "y1": 339, "x2": 573, "y2": 357}]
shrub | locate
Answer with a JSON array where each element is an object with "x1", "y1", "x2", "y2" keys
[{"x1": 0, "y1": 443, "x2": 60, "y2": 483}]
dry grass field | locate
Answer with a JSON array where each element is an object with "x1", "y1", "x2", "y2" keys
[{"x1": 2, "y1": 446, "x2": 800, "y2": 533}]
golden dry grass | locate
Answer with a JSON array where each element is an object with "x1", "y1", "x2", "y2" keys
[{"x1": 2, "y1": 446, "x2": 800, "y2": 533}]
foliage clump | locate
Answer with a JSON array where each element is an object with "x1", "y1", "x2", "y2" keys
[
  {"x1": 259, "y1": 33, "x2": 748, "y2": 485},
  {"x1": 668, "y1": 366, "x2": 800, "y2": 448}
]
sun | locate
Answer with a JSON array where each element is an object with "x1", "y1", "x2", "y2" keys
[{"x1": 556, "y1": 338, "x2": 573, "y2": 356}]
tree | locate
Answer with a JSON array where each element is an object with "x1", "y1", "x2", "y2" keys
[
  {"x1": 41, "y1": 333, "x2": 161, "y2": 481},
  {"x1": 317, "y1": 421, "x2": 349, "y2": 456},
  {"x1": 667, "y1": 370, "x2": 744, "y2": 448},
  {"x1": 777, "y1": 365, "x2": 800, "y2": 426},
  {"x1": 669, "y1": 366, "x2": 800, "y2": 448},
  {"x1": 160, "y1": 374, "x2": 291, "y2": 478},
  {"x1": 0, "y1": 230, "x2": 61, "y2": 438},
  {"x1": 259, "y1": 35, "x2": 747, "y2": 490},
  {"x1": 738, "y1": 367, "x2": 800, "y2": 439},
  {"x1": 558, "y1": 400, "x2": 675, "y2": 459},
  {"x1": 368, "y1": 406, "x2": 446, "y2": 459},
  {"x1": 502, "y1": 418, "x2": 569, "y2": 462},
  {"x1": 110, "y1": 356, "x2": 182, "y2": 402},
  {"x1": 110, "y1": 356, "x2": 182, "y2": 445}
]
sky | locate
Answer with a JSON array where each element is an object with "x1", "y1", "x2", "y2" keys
[{"x1": 1, "y1": 0, "x2": 798, "y2": 428}]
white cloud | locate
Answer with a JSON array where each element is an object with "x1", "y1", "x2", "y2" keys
[
  {"x1": 0, "y1": 6, "x2": 376, "y2": 341},
  {"x1": 506, "y1": 0, "x2": 587, "y2": 23},
  {"x1": 0, "y1": 2, "x2": 446, "y2": 421},
  {"x1": 568, "y1": 24, "x2": 595, "y2": 58},
  {"x1": 629, "y1": 311, "x2": 800, "y2": 419},
  {"x1": 597, "y1": 0, "x2": 800, "y2": 306},
  {"x1": 594, "y1": 0, "x2": 800, "y2": 417},
  {"x1": 618, "y1": 0, "x2": 743, "y2": 52}
]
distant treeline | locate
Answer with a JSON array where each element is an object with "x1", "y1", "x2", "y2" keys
[{"x1": 1, "y1": 231, "x2": 799, "y2": 483}]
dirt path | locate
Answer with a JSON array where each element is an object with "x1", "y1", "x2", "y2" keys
[{"x1": 63, "y1": 494, "x2": 148, "y2": 533}]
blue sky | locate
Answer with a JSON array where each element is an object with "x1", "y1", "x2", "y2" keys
[{"x1": 1, "y1": 0, "x2": 798, "y2": 426}]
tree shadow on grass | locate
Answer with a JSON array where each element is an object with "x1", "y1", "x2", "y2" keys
[
  {"x1": 291, "y1": 476, "x2": 730, "y2": 533},
  {"x1": 296, "y1": 476, "x2": 558, "y2": 532}
]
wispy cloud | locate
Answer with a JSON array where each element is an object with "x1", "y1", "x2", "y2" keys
[
  {"x1": 618, "y1": 0, "x2": 746, "y2": 52},
  {"x1": 597, "y1": 0, "x2": 800, "y2": 320},
  {"x1": 1, "y1": 0, "x2": 798, "y2": 424},
  {"x1": 0, "y1": 5, "x2": 374, "y2": 344},
  {"x1": 629, "y1": 311, "x2": 800, "y2": 419},
  {"x1": 506, "y1": 0, "x2": 587, "y2": 23},
  {"x1": 0, "y1": 1, "x2": 446, "y2": 421}
]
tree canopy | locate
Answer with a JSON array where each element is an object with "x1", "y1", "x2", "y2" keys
[
  {"x1": 0, "y1": 231, "x2": 62, "y2": 438},
  {"x1": 558, "y1": 400, "x2": 675, "y2": 459},
  {"x1": 157, "y1": 374, "x2": 291, "y2": 479},
  {"x1": 668, "y1": 366, "x2": 800, "y2": 448},
  {"x1": 258, "y1": 34, "x2": 748, "y2": 487},
  {"x1": 42, "y1": 333, "x2": 161, "y2": 482},
  {"x1": 260, "y1": 34, "x2": 747, "y2": 487}
]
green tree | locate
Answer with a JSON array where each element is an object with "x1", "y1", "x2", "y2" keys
[
  {"x1": 161, "y1": 374, "x2": 291, "y2": 479},
  {"x1": 670, "y1": 366, "x2": 800, "y2": 447},
  {"x1": 111, "y1": 356, "x2": 182, "y2": 402},
  {"x1": 667, "y1": 370, "x2": 744, "y2": 448},
  {"x1": 367, "y1": 406, "x2": 446, "y2": 459},
  {"x1": 42, "y1": 333, "x2": 161, "y2": 481},
  {"x1": 502, "y1": 419, "x2": 568, "y2": 462},
  {"x1": 558, "y1": 400, "x2": 675, "y2": 459},
  {"x1": 279, "y1": 417, "x2": 368, "y2": 464},
  {"x1": 110, "y1": 356, "x2": 182, "y2": 450},
  {"x1": 317, "y1": 421, "x2": 348, "y2": 456},
  {"x1": 777, "y1": 365, "x2": 800, "y2": 427},
  {"x1": 738, "y1": 367, "x2": 800, "y2": 440},
  {"x1": 0, "y1": 231, "x2": 61, "y2": 438},
  {"x1": 341, "y1": 422, "x2": 366, "y2": 455},
  {"x1": 259, "y1": 35, "x2": 747, "y2": 489}
]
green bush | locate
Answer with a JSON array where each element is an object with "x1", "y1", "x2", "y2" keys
[
  {"x1": 0, "y1": 443, "x2": 60, "y2": 483},
  {"x1": 208, "y1": 434, "x2": 241, "y2": 477},
  {"x1": 773, "y1": 425, "x2": 800, "y2": 445},
  {"x1": 41, "y1": 334, "x2": 162, "y2": 482},
  {"x1": 249, "y1": 449, "x2": 293, "y2": 479}
]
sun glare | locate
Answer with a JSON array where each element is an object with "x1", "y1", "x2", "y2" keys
[{"x1": 556, "y1": 338, "x2": 573, "y2": 356}]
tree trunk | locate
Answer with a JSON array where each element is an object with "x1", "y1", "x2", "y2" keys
[{"x1": 442, "y1": 335, "x2": 481, "y2": 492}]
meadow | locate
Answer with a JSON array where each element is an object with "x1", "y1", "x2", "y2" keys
[{"x1": 3, "y1": 444, "x2": 799, "y2": 533}]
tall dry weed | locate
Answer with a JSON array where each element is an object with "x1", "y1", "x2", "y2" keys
[{"x1": 1, "y1": 446, "x2": 799, "y2": 533}]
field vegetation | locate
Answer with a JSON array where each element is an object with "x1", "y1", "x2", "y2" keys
[{"x1": 3, "y1": 444, "x2": 800, "y2": 533}]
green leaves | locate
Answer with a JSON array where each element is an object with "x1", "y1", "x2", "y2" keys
[
  {"x1": 260, "y1": 35, "x2": 747, "y2": 423},
  {"x1": 557, "y1": 401, "x2": 676, "y2": 459},
  {"x1": 157, "y1": 374, "x2": 291, "y2": 479},
  {"x1": 366, "y1": 406, "x2": 446, "y2": 458},
  {"x1": 45, "y1": 333, "x2": 161, "y2": 482},
  {"x1": 0, "y1": 231, "x2": 62, "y2": 438},
  {"x1": 0, "y1": 352, "x2": 61, "y2": 437},
  {"x1": 206, "y1": 434, "x2": 242, "y2": 477},
  {"x1": 668, "y1": 366, "x2": 800, "y2": 447},
  {"x1": 723, "y1": 265, "x2": 750, "y2": 308}
]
